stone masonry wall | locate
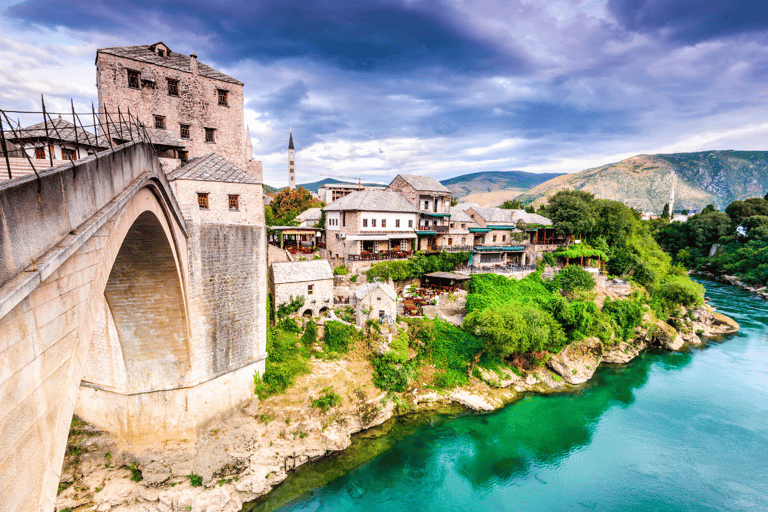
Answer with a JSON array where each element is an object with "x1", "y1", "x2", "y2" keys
[
  {"x1": 273, "y1": 278, "x2": 334, "y2": 317},
  {"x1": 355, "y1": 288, "x2": 397, "y2": 326},
  {"x1": 97, "y1": 52, "x2": 247, "y2": 168}
]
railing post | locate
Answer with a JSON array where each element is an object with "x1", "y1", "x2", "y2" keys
[
  {"x1": 0, "y1": 115, "x2": 12, "y2": 180},
  {"x1": 41, "y1": 95, "x2": 53, "y2": 167}
]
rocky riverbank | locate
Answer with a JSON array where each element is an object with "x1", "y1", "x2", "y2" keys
[
  {"x1": 55, "y1": 302, "x2": 739, "y2": 512},
  {"x1": 694, "y1": 272, "x2": 768, "y2": 300}
]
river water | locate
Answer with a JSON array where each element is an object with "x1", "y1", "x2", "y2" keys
[{"x1": 249, "y1": 279, "x2": 768, "y2": 512}]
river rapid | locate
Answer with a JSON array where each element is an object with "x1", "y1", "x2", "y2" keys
[{"x1": 249, "y1": 279, "x2": 768, "y2": 512}]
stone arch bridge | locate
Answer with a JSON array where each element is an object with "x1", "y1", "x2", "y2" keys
[{"x1": 0, "y1": 142, "x2": 266, "y2": 512}]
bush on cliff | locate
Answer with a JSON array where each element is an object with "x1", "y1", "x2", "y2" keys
[
  {"x1": 547, "y1": 265, "x2": 596, "y2": 294},
  {"x1": 372, "y1": 330, "x2": 415, "y2": 392},
  {"x1": 366, "y1": 251, "x2": 469, "y2": 281},
  {"x1": 324, "y1": 320, "x2": 357, "y2": 353},
  {"x1": 254, "y1": 327, "x2": 310, "y2": 399},
  {"x1": 602, "y1": 297, "x2": 645, "y2": 341}
]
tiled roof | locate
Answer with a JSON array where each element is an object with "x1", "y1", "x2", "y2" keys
[
  {"x1": 471, "y1": 207, "x2": 552, "y2": 226},
  {"x1": 168, "y1": 153, "x2": 259, "y2": 184},
  {"x1": 297, "y1": 207, "x2": 322, "y2": 222},
  {"x1": 392, "y1": 174, "x2": 451, "y2": 193},
  {"x1": 355, "y1": 282, "x2": 397, "y2": 301},
  {"x1": 97, "y1": 44, "x2": 243, "y2": 85},
  {"x1": 454, "y1": 202, "x2": 479, "y2": 211},
  {"x1": 323, "y1": 189, "x2": 419, "y2": 213},
  {"x1": 7, "y1": 117, "x2": 108, "y2": 148},
  {"x1": 272, "y1": 260, "x2": 333, "y2": 284},
  {"x1": 110, "y1": 124, "x2": 187, "y2": 149},
  {"x1": 449, "y1": 207, "x2": 475, "y2": 223}
]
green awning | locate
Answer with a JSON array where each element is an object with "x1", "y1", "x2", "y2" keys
[
  {"x1": 421, "y1": 212, "x2": 451, "y2": 217},
  {"x1": 473, "y1": 246, "x2": 525, "y2": 252},
  {"x1": 469, "y1": 227, "x2": 491, "y2": 233},
  {"x1": 416, "y1": 230, "x2": 438, "y2": 235}
]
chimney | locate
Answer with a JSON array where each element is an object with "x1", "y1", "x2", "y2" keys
[{"x1": 190, "y1": 52, "x2": 198, "y2": 76}]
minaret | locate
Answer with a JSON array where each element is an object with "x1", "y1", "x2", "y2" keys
[
  {"x1": 245, "y1": 125, "x2": 253, "y2": 163},
  {"x1": 288, "y1": 131, "x2": 296, "y2": 189}
]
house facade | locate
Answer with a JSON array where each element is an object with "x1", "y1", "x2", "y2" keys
[
  {"x1": 465, "y1": 207, "x2": 554, "y2": 267},
  {"x1": 324, "y1": 189, "x2": 419, "y2": 259},
  {"x1": 355, "y1": 282, "x2": 397, "y2": 327},
  {"x1": 270, "y1": 260, "x2": 334, "y2": 317},
  {"x1": 386, "y1": 174, "x2": 452, "y2": 252},
  {"x1": 96, "y1": 42, "x2": 259, "y2": 177},
  {"x1": 318, "y1": 182, "x2": 386, "y2": 204}
]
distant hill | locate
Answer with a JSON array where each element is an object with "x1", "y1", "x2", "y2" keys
[
  {"x1": 440, "y1": 171, "x2": 565, "y2": 201},
  {"x1": 516, "y1": 151, "x2": 768, "y2": 212}
]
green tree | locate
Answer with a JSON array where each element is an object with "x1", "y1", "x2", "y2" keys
[
  {"x1": 590, "y1": 199, "x2": 637, "y2": 250},
  {"x1": 451, "y1": 197, "x2": 458, "y2": 207},
  {"x1": 549, "y1": 265, "x2": 596, "y2": 294},
  {"x1": 725, "y1": 198, "x2": 768, "y2": 226},
  {"x1": 500, "y1": 199, "x2": 523, "y2": 209},
  {"x1": 661, "y1": 203, "x2": 670, "y2": 220},
  {"x1": 544, "y1": 190, "x2": 596, "y2": 247}
]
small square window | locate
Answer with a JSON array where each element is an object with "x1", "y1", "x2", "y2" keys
[
  {"x1": 493, "y1": 235, "x2": 497, "y2": 242},
  {"x1": 61, "y1": 147, "x2": 77, "y2": 161},
  {"x1": 154, "y1": 115, "x2": 165, "y2": 130},
  {"x1": 180, "y1": 124, "x2": 190, "y2": 140},
  {"x1": 395, "y1": 219, "x2": 400, "y2": 228},
  {"x1": 381, "y1": 219, "x2": 386, "y2": 228},
  {"x1": 179, "y1": 150, "x2": 188, "y2": 163},
  {"x1": 205, "y1": 127, "x2": 216, "y2": 143},
  {"x1": 408, "y1": 220, "x2": 413, "y2": 228},
  {"x1": 167, "y1": 78, "x2": 179, "y2": 96},
  {"x1": 157, "y1": 49, "x2": 166, "y2": 57},
  {"x1": 307, "y1": 284, "x2": 314, "y2": 295},
  {"x1": 34, "y1": 147, "x2": 45, "y2": 159},
  {"x1": 218, "y1": 89, "x2": 229, "y2": 106},
  {"x1": 228, "y1": 195, "x2": 239, "y2": 211},
  {"x1": 372, "y1": 219, "x2": 377, "y2": 227},
  {"x1": 448, "y1": 238, "x2": 453, "y2": 246},
  {"x1": 502, "y1": 235, "x2": 506, "y2": 242},
  {"x1": 363, "y1": 219, "x2": 368, "y2": 227},
  {"x1": 197, "y1": 192, "x2": 209, "y2": 209},
  {"x1": 127, "y1": 70, "x2": 140, "y2": 89}
]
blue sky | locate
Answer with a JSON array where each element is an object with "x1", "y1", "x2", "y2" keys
[{"x1": 2, "y1": 0, "x2": 768, "y2": 187}]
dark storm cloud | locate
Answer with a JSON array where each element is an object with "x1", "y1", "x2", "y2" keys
[
  {"x1": 6, "y1": 0, "x2": 528, "y2": 74},
  {"x1": 608, "y1": 0, "x2": 768, "y2": 43}
]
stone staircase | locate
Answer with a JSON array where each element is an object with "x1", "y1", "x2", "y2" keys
[{"x1": 0, "y1": 157, "x2": 69, "y2": 182}]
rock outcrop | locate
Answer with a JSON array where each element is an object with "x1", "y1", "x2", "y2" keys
[{"x1": 547, "y1": 337, "x2": 603, "y2": 384}]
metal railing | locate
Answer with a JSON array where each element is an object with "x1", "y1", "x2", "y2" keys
[
  {"x1": 468, "y1": 264, "x2": 537, "y2": 275},
  {"x1": 0, "y1": 95, "x2": 153, "y2": 191},
  {"x1": 346, "y1": 251, "x2": 413, "y2": 262}
]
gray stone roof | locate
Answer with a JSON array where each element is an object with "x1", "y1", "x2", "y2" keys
[
  {"x1": 470, "y1": 207, "x2": 551, "y2": 226},
  {"x1": 393, "y1": 174, "x2": 451, "y2": 193},
  {"x1": 272, "y1": 260, "x2": 333, "y2": 284},
  {"x1": 297, "y1": 207, "x2": 322, "y2": 223},
  {"x1": 97, "y1": 44, "x2": 243, "y2": 85},
  {"x1": 168, "y1": 153, "x2": 259, "y2": 184},
  {"x1": 355, "y1": 282, "x2": 397, "y2": 301},
  {"x1": 323, "y1": 189, "x2": 419, "y2": 213},
  {"x1": 7, "y1": 117, "x2": 108, "y2": 148},
  {"x1": 449, "y1": 207, "x2": 474, "y2": 223},
  {"x1": 454, "y1": 202, "x2": 479, "y2": 211},
  {"x1": 109, "y1": 124, "x2": 187, "y2": 149}
]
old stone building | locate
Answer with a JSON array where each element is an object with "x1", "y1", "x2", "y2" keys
[
  {"x1": 323, "y1": 189, "x2": 419, "y2": 259},
  {"x1": 465, "y1": 206, "x2": 554, "y2": 267},
  {"x1": 96, "y1": 42, "x2": 259, "y2": 176},
  {"x1": 164, "y1": 152, "x2": 268, "y2": 381},
  {"x1": 318, "y1": 182, "x2": 385, "y2": 204},
  {"x1": 270, "y1": 260, "x2": 334, "y2": 317},
  {"x1": 355, "y1": 282, "x2": 397, "y2": 327},
  {"x1": 386, "y1": 174, "x2": 452, "y2": 251}
]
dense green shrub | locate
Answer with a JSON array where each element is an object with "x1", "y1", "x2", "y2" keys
[
  {"x1": 602, "y1": 298, "x2": 644, "y2": 340},
  {"x1": 301, "y1": 320, "x2": 317, "y2": 347},
  {"x1": 254, "y1": 327, "x2": 310, "y2": 399},
  {"x1": 366, "y1": 251, "x2": 469, "y2": 281},
  {"x1": 655, "y1": 276, "x2": 705, "y2": 310},
  {"x1": 333, "y1": 265, "x2": 349, "y2": 275},
  {"x1": 278, "y1": 317, "x2": 300, "y2": 332},
  {"x1": 548, "y1": 265, "x2": 596, "y2": 294},
  {"x1": 324, "y1": 321, "x2": 357, "y2": 353},
  {"x1": 371, "y1": 356, "x2": 415, "y2": 392}
]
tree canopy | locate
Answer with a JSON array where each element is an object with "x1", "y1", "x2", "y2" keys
[{"x1": 266, "y1": 187, "x2": 324, "y2": 226}]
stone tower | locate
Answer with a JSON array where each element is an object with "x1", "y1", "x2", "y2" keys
[{"x1": 288, "y1": 131, "x2": 296, "y2": 189}]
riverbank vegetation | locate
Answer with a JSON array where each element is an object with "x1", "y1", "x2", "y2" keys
[
  {"x1": 365, "y1": 251, "x2": 469, "y2": 281},
  {"x1": 653, "y1": 194, "x2": 768, "y2": 287}
]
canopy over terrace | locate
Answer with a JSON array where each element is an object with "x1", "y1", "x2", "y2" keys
[
  {"x1": 270, "y1": 226, "x2": 324, "y2": 252},
  {"x1": 421, "y1": 271, "x2": 471, "y2": 290}
]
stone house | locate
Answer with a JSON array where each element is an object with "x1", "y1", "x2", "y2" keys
[
  {"x1": 446, "y1": 207, "x2": 476, "y2": 251},
  {"x1": 324, "y1": 189, "x2": 419, "y2": 259},
  {"x1": 270, "y1": 260, "x2": 334, "y2": 318},
  {"x1": 6, "y1": 116, "x2": 108, "y2": 162},
  {"x1": 297, "y1": 207, "x2": 322, "y2": 228},
  {"x1": 96, "y1": 42, "x2": 260, "y2": 177},
  {"x1": 318, "y1": 182, "x2": 385, "y2": 204},
  {"x1": 166, "y1": 151, "x2": 269, "y2": 381},
  {"x1": 386, "y1": 174, "x2": 452, "y2": 252},
  {"x1": 355, "y1": 282, "x2": 397, "y2": 327},
  {"x1": 465, "y1": 207, "x2": 553, "y2": 267}
]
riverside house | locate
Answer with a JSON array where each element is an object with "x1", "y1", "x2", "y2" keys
[
  {"x1": 270, "y1": 260, "x2": 334, "y2": 318},
  {"x1": 386, "y1": 174, "x2": 453, "y2": 252},
  {"x1": 464, "y1": 206, "x2": 553, "y2": 267},
  {"x1": 323, "y1": 189, "x2": 419, "y2": 260}
]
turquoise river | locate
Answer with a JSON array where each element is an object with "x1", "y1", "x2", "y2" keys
[{"x1": 249, "y1": 279, "x2": 768, "y2": 511}]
